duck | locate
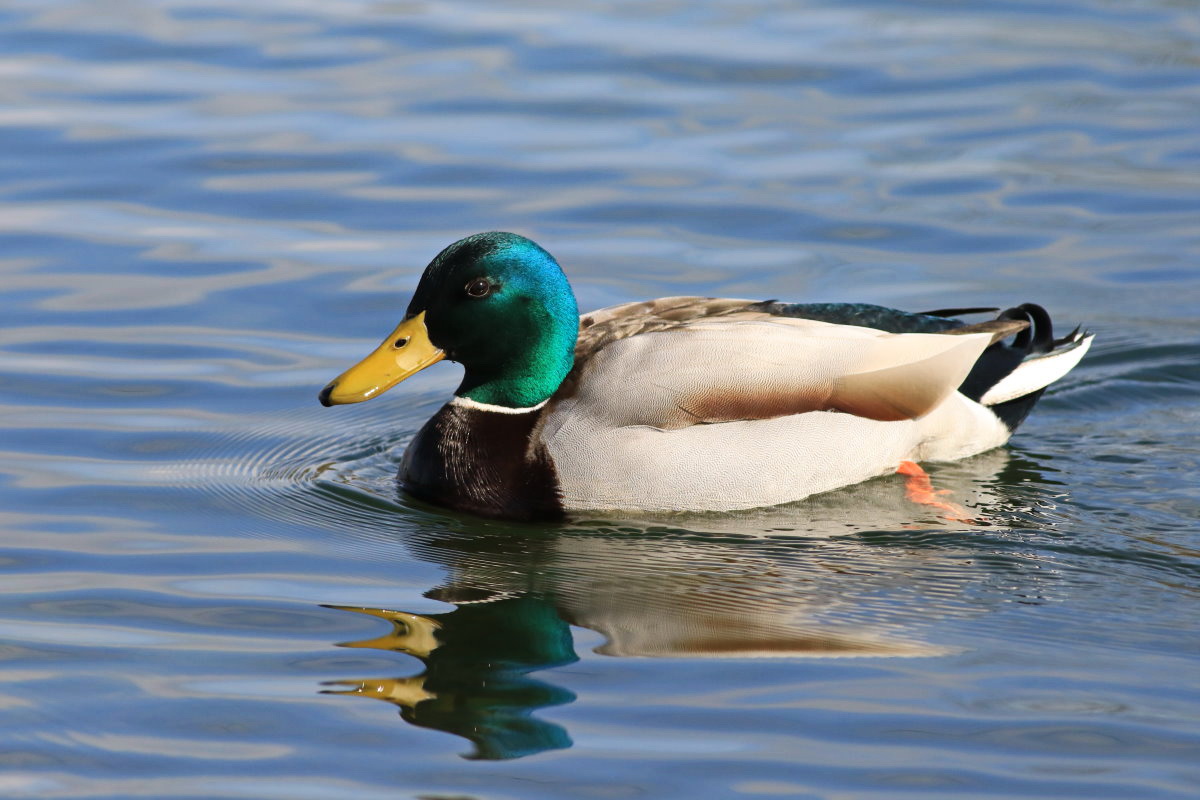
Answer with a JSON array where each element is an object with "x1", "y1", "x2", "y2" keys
[{"x1": 319, "y1": 231, "x2": 1092, "y2": 521}]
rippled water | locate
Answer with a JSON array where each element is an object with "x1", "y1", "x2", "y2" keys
[{"x1": 2, "y1": 0, "x2": 1199, "y2": 797}]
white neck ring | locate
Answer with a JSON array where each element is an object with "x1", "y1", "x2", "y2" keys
[{"x1": 450, "y1": 395, "x2": 548, "y2": 415}]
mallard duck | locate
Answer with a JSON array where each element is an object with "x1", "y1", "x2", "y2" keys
[{"x1": 319, "y1": 232, "x2": 1092, "y2": 521}]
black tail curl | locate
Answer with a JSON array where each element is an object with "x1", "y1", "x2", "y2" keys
[
  {"x1": 959, "y1": 303, "x2": 1073, "y2": 432},
  {"x1": 956, "y1": 303, "x2": 1052, "y2": 404}
]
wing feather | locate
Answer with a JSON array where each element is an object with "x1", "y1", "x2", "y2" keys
[{"x1": 563, "y1": 318, "x2": 992, "y2": 429}]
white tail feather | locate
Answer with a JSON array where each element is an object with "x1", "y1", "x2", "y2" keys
[{"x1": 980, "y1": 334, "x2": 1094, "y2": 406}]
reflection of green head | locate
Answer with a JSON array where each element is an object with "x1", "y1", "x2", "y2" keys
[
  {"x1": 425, "y1": 595, "x2": 578, "y2": 671},
  {"x1": 326, "y1": 595, "x2": 577, "y2": 760},
  {"x1": 407, "y1": 232, "x2": 579, "y2": 408},
  {"x1": 409, "y1": 596, "x2": 578, "y2": 760},
  {"x1": 404, "y1": 674, "x2": 574, "y2": 761}
]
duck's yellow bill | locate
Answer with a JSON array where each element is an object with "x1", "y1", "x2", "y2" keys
[{"x1": 319, "y1": 311, "x2": 444, "y2": 406}]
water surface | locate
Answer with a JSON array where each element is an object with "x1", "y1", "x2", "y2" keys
[{"x1": 1, "y1": 1, "x2": 1198, "y2": 798}]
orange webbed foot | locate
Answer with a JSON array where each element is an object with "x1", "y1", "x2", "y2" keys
[{"x1": 896, "y1": 460, "x2": 976, "y2": 524}]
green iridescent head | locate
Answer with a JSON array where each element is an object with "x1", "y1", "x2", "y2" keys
[{"x1": 319, "y1": 232, "x2": 579, "y2": 409}]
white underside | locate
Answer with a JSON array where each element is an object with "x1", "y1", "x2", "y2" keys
[{"x1": 543, "y1": 392, "x2": 1010, "y2": 513}]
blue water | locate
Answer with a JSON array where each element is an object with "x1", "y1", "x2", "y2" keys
[{"x1": 1, "y1": 1, "x2": 1198, "y2": 797}]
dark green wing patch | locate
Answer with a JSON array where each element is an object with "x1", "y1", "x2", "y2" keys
[{"x1": 747, "y1": 301, "x2": 966, "y2": 334}]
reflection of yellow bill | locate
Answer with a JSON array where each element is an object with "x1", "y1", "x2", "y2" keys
[
  {"x1": 319, "y1": 312, "x2": 444, "y2": 405},
  {"x1": 325, "y1": 606, "x2": 442, "y2": 658},
  {"x1": 321, "y1": 676, "x2": 436, "y2": 708}
]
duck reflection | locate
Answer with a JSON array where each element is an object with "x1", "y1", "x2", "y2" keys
[
  {"x1": 323, "y1": 598, "x2": 576, "y2": 760},
  {"x1": 323, "y1": 448, "x2": 1061, "y2": 759}
]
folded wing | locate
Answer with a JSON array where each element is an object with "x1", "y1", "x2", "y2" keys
[{"x1": 567, "y1": 317, "x2": 994, "y2": 430}]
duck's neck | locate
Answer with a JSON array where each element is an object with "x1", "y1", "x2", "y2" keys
[
  {"x1": 455, "y1": 322, "x2": 576, "y2": 409},
  {"x1": 400, "y1": 400, "x2": 563, "y2": 521},
  {"x1": 450, "y1": 395, "x2": 548, "y2": 414},
  {"x1": 456, "y1": 375, "x2": 564, "y2": 409}
]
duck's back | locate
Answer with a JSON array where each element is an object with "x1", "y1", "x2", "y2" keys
[{"x1": 537, "y1": 297, "x2": 1088, "y2": 513}]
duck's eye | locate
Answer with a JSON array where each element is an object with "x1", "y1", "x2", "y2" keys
[
  {"x1": 393, "y1": 336, "x2": 409, "y2": 349},
  {"x1": 465, "y1": 277, "x2": 493, "y2": 298}
]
